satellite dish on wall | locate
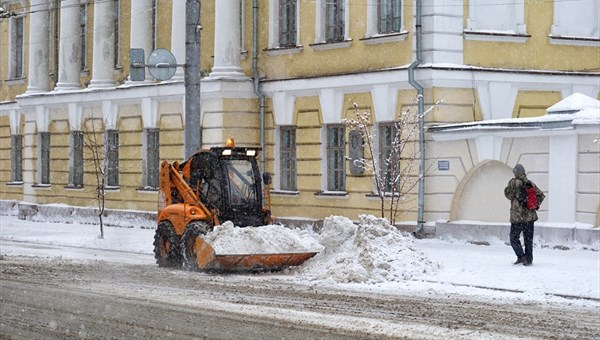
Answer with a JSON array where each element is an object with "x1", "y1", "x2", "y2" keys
[{"x1": 147, "y1": 49, "x2": 177, "y2": 81}]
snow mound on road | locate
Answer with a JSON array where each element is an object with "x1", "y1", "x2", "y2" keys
[
  {"x1": 204, "y1": 221, "x2": 324, "y2": 255},
  {"x1": 300, "y1": 215, "x2": 441, "y2": 283}
]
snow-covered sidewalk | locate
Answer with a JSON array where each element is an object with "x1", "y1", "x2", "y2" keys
[{"x1": 1, "y1": 214, "x2": 598, "y2": 306}]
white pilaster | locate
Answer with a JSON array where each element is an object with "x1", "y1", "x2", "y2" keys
[
  {"x1": 102, "y1": 101, "x2": 118, "y2": 129},
  {"x1": 171, "y1": 0, "x2": 186, "y2": 80},
  {"x1": 548, "y1": 135, "x2": 577, "y2": 223},
  {"x1": 68, "y1": 103, "x2": 83, "y2": 130},
  {"x1": 9, "y1": 110, "x2": 21, "y2": 135},
  {"x1": 272, "y1": 92, "x2": 295, "y2": 125},
  {"x1": 128, "y1": 0, "x2": 153, "y2": 83},
  {"x1": 55, "y1": 0, "x2": 82, "y2": 91},
  {"x1": 89, "y1": 0, "x2": 116, "y2": 89},
  {"x1": 25, "y1": 0, "x2": 50, "y2": 94},
  {"x1": 371, "y1": 85, "x2": 398, "y2": 122},
  {"x1": 476, "y1": 82, "x2": 518, "y2": 120},
  {"x1": 319, "y1": 89, "x2": 344, "y2": 124},
  {"x1": 141, "y1": 98, "x2": 159, "y2": 128},
  {"x1": 421, "y1": 0, "x2": 464, "y2": 64},
  {"x1": 208, "y1": 0, "x2": 246, "y2": 79}
]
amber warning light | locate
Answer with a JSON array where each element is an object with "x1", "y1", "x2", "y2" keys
[{"x1": 225, "y1": 138, "x2": 235, "y2": 148}]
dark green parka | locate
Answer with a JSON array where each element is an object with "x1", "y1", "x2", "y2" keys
[{"x1": 504, "y1": 174, "x2": 545, "y2": 223}]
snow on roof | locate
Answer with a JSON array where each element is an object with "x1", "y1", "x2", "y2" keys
[
  {"x1": 547, "y1": 93, "x2": 600, "y2": 114},
  {"x1": 429, "y1": 93, "x2": 599, "y2": 136}
]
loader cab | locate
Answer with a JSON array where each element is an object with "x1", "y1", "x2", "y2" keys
[
  {"x1": 184, "y1": 147, "x2": 265, "y2": 227},
  {"x1": 213, "y1": 147, "x2": 264, "y2": 227}
]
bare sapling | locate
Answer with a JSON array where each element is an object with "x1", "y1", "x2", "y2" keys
[
  {"x1": 344, "y1": 101, "x2": 437, "y2": 225},
  {"x1": 83, "y1": 116, "x2": 106, "y2": 239}
]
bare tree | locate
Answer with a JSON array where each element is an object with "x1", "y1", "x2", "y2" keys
[
  {"x1": 344, "y1": 100, "x2": 437, "y2": 224},
  {"x1": 83, "y1": 116, "x2": 107, "y2": 239}
]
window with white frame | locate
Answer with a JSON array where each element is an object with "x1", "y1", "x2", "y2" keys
[
  {"x1": 279, "y1": 0, "x2": 297, "y2": 47},
  {"x1": 327, "y1": 125, "x2": 346, "y2": 191},
  {"x1": 80, "y1": 3, "x2": 88, "y2": 71},
  {"x1": 268, "y1": 0, "x2": 299, "y2": 49},
  {"x1": 550, "y1": 0, "x2": 599, "y2": 44},
  {"x1": 143, "y1": 128, "x2": 159, "y2": 189},
  {"x1": 105, "y1": 129, "x2": 119, "y2": 187},
  {"x1": 465, "y1": 0, "x2": 526, "y2": 37},
  {"x1": 10, "y1": 135, "x2": 23, "y2": 183},
  {"x1": 9, "y1": 16, "x2": 24, "y2": 79},
  {"x1": 379, "y1": 122, "x2": 399, "y2": 192},
  {"x1": 326, "y1": 0, "x2": 345, "y2": 42},
  {"x1": 37, "y1": 132, "x2": 51, "y2": 185},
  {"x1": 280, "y1": 126, "x2": 297, "y2": 191},
  {"x1": 68, "y1": 131, "x2": 84, "y2": 188},
  {"x1": 378, "y1": 0, "x2": 402, "y2": 34}
]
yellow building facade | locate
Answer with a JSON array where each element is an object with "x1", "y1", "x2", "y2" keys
[{"x1": 1, "y1": 0, "x2": 599, "y2": 228}]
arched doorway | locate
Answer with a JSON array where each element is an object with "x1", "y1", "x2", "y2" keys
[{"x1": 450, "y1": 160, "x2": 512, "y2": 223}]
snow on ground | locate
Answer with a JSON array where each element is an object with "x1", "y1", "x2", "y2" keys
[
  {"x1": 205, "y1": 221, "x2": 324, "y2": 254},
  {"x1": 297, "y1": 215, "x2": 440, "y2": 284},
  {"x1": 1, "y1": 214, "x2": 599, "y2": 307}
]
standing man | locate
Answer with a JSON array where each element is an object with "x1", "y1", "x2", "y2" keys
[{"x1": 504, "y1": 164, "x2": 545, "y2": 266}]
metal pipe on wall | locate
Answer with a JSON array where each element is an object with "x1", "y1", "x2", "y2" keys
[
  {"x1": 252, "y1": 0, "x2": 266, "y2": 173},
  {"x1": 408, "y1": 0, "x2": 425, "y2": 237}
]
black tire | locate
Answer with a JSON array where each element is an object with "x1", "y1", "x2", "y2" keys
[
  {"x1": 180, "y1": 221, "x2": 211, "y2": 271},
  {"x1": 153, "y1": 221, "x2": 183, "y2": 268}
]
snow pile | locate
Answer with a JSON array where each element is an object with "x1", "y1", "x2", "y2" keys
[
  {"x1": 300, "y1": 215, "x2": 441, "y2": 284},
  {"x1": 204, "y1": 221, "x2": 324, "y2": 255}
]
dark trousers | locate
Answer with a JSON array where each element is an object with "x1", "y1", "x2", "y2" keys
[{"x1": 510, "y1": 221, "x2": 534, "y2": 263}]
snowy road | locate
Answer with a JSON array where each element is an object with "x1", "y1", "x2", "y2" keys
[{"x1": 1, "y1": 254, "x2": 599, "y2": 339}]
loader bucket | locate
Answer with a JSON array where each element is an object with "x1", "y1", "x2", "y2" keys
[{"x1": 192, "y1": 235, "x2": 317, "y2": 272}]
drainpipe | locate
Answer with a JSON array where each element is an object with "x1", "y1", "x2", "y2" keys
[
  {"x1": 408, "y1": 0, "x2": 425, "y2": 237},
  {"x1": 252, "y1": 0, "x2": 266, "y2": 173}
]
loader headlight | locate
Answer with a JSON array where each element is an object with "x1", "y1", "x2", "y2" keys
[
  {"x1": 222, "y1": 149, "x2": 232, "y2": 156},
  {"x1": 246, "y1": 150, "x2": 256, "y2": 156}
]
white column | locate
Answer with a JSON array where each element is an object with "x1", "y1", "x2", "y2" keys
[
  {"x1": 208, "y1": 0, "x2": 246, "y2": 79},
  {"x1": 89, "y1": 0, "x2": 115, "y2": 88},
  {"x1": 171, "y1": 0, "x2": 186, "y2": 80},
  {"x1": 55, "y1": 0, "x2": 82, "y2": 91},
  {"x1": 548, "y1": 135, "x2": 577, "y2": 223},
  {"x1": 128, "y1": 0, "x2": 153, "y2": 83},
  {"x1": 25, "y1": 0, "x2": 50, "y2": 94}
]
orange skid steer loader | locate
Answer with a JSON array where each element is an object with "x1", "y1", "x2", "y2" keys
[{"x1": 154, "y1": 140, "x2": 317, "y2": 272}]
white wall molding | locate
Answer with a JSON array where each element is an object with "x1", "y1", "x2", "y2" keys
[
  {"x1": 141, "y1": 98, "x2": 159, "y2": 129},
  {"x1": 35, "y1": 106, "x2": 50, "y2": 132},
  {"x1": 548, "y1": 135, "x2": 577, "y2": 223},
  {"x1": 319, "y1": 88, "x2": 345, "y2": 124},
  {"x1": 68, "y1": 103, "x2": 83, "y2": 131},
  {"x1": 371, "y1": 84, "x2": 398, "y2": 122},
  {"x1": 273, "y1": 92, "x2": 296, "y2": 126},
  {"x1": 102, "y1": 101, "x2": 118, "y2": 129},
  {"x1": 9, "y1": 110, "x2": 21, "y2": 135}
]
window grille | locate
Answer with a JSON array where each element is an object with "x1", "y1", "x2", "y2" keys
[
  {"x1": 105, "y1": 129, "x2": 119, "y2": 187},
  {"x1": 145, "y1": 128, "x2": 160, "y2": 188},
  {"x1": 69, "y1": 131, "x2": 84, "y2": 187},
  {"x1": 280, "y1": 126, "x2": 297, "y2": 191},
  {"x1": 39, "y1": 132, "x2": 51, "y2": 185},
  {"x1": 379, "y1": 122, "x2": 399, "y2": 192},
  {"x1": 11, "y1": 135, "x2": 23, "y2": 182},
  {"x1": 327, "y1": 125, "x2": 346, "y2": 191}
]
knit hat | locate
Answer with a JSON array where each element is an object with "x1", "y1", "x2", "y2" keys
[{"x1": 512, "y1": 164, "x2": 526, "y2": 175}]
